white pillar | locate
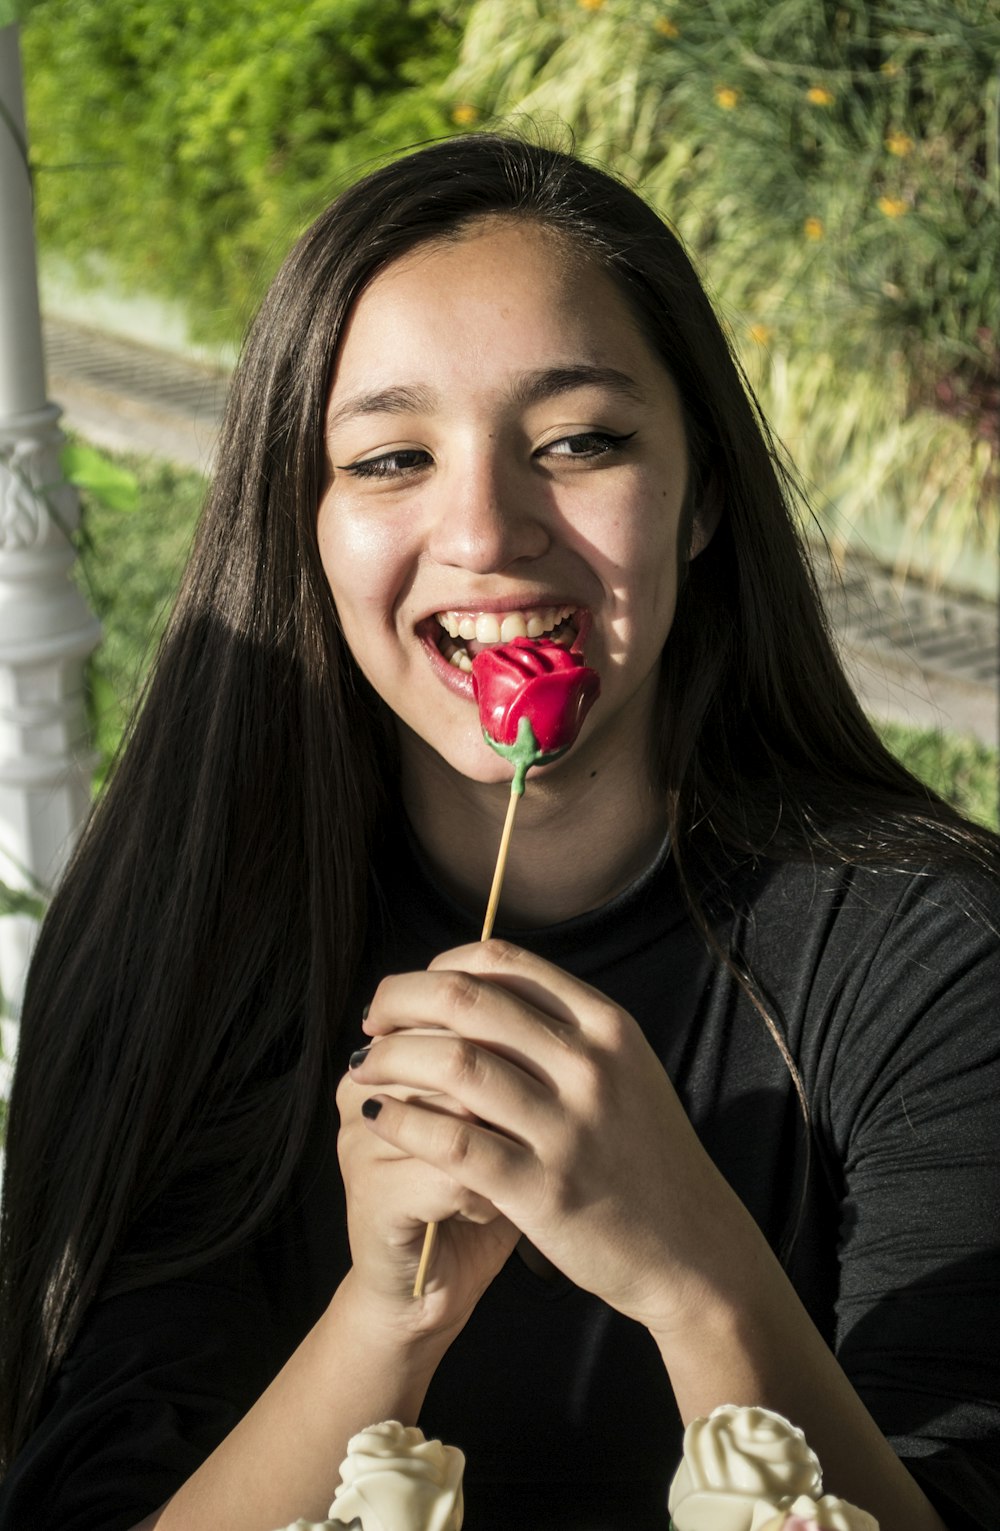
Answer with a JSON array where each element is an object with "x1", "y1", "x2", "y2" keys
[{"x1": 0, "y1": 24, "x2": 101, "y2": 1084}]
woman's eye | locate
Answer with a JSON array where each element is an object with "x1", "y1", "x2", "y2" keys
[
  {"x1": 539, "y1": 430, "x2": 636, "y2": 460},
  {"x1": 338, "y1": 448, "x2": 432, "y2": 480}
]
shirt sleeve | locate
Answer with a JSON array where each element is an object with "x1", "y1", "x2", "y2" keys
[
  {"x1": 0, "y1": 1251, "x2": 286, "y2": 1531},
  {"x1": 819, "y1": 869, "x2": 1000, "y2": 1530}
]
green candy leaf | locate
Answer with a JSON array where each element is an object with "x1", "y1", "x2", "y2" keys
[{"x1": 482, "y1": 714, "x2": 569, "y2": 796}]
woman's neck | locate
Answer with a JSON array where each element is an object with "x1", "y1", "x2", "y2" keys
[{"x1": 399, "y1": 743, "x2": 668, "y2": 928}]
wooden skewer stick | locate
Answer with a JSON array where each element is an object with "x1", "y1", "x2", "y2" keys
[
  {"x1": 411, "y1": 1218, "x2": 438, "y2": 1301},
  {"x1": 412, "y1": 786, "x2": 522, "y2": 1298},
  {"x1": 479, "y1": 786, "x2": 521, "y2": 945}
]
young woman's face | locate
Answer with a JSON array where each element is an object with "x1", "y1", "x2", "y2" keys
[{"x1": 318, "y1": 219, "x2": 692, "y2": 793}]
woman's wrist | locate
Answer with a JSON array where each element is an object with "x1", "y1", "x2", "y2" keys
[
  {"x1": 327, "y1": 1267, "x2": 467, "y2": 1381},
  {"x1": 632, "y1": 1164, "x2": 778, "y2": 1361}
]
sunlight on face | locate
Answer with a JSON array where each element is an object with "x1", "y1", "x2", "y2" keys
[{"x1": 317, "y1": 219, "x2": 690, "y2": 795}]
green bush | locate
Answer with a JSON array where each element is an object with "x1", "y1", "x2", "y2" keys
[
  {"x1": 454, "y1": 0, "x2": 996, "y2": 392},
  {"x1": 449, "y1": 0, "x2": 999, "y2": 575},
  {"x1": 21, "y1": 0, "x2": 998, "y2": 573},
  {"x1": 73, "y1": 455, "x2": 205, "y2": 783},
  {"x1": 23, "y1": 0, "x2": 468, "y2": 340}
]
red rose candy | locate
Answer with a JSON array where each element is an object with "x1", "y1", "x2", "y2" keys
[{"x1": 472, "y1": 638, "x2": 600, "y2": 794}]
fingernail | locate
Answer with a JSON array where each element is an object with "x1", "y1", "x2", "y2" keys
[
  {"x1": 361, "y1": 1003, "x2": 371, "y2": 1021},
  {"x1": 361, "y1": 1098, "x2": 382, "y2": 1120},
  {"x1": 349, "y1": 1047, "x2": 371, "y2": 1069}
]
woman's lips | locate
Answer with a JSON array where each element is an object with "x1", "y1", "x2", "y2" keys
[{"x1": 418, "y1": 625, "x2": 476, "y2": 697}]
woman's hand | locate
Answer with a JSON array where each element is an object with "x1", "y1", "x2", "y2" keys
[
  {"x1": 335, "y1": 1046, "x2": 519, "y2": 1337},
  {"x1": 350, "y1": 940, "x2": 751, "y2": 1340}
]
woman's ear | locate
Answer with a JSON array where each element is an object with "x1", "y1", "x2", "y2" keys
[{"x1": 689, "y1": 475, "x2": 722, "y2": 559}]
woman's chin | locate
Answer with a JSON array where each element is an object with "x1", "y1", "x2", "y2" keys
[{"x1": 397, "y1": 724, "x2": 516, "y2": 792}]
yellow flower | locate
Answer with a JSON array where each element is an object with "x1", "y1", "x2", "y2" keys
[
  {"x1": 451, "y1": 103, "x2": 479, "y2": 126},
  {"x1": 803, "y1": 216, "x2": 824, "y2": 241},
  {"x1": 749, "y1": 323, "x2": 773, "y2": 345},
  {"x1": 806, "y1": 86, "x2": 834, "y2": 106},
  {"x1": 714, "y1": 86, "x2": 740, "y2": 110},
  {"x1": 654, "y1": 17, "x2": 679, "y2": 36},
  {"x1": 577, "y1": 0, "x2": 605, "y2": 9},
  {"x1": 880, "y1": 60, "x2": 901, "y2": 77},
  {"x1": 885, "y1": 132, "x2": 914, "y2": 157},
  {"x1": 878, "y1": 196, "x2": 908, "y2": 218}
]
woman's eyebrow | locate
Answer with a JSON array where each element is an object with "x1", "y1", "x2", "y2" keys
[
  {"x1": 326, "y1": 383, "x2": 437, "y2": 432},
  {"x1": 509, "y1": 364, "x2": 645, "y2": 408},
  {"x1": 327, "y1": 365, "x2": 645, "y2": 434}
]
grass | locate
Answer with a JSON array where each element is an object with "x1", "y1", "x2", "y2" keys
[{"x1": 875, "y1": 721, "x2": 998, "y2": 831}]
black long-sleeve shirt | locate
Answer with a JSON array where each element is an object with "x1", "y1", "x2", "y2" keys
[{"x1": 3, "y1": 836, "x2": 998, "y2": 1530}]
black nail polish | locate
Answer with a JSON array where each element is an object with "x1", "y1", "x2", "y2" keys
[
  {"x1": 361, "y1": 1098, "x2": 382, "y2": 1120},
  {"x1": 349, "y1": 1047, "x2": 371, "y2": 1069},
  {"x1": 361, "y1": 1003, "x2": 371, "y2": 1021}
]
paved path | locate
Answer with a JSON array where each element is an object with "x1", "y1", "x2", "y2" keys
[{"x1": 44, "y1": 316, "x2": 999, "y2": 749}]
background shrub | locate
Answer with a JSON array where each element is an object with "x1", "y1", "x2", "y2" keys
[
  {"x1": 23, "y1": 0, "x2": 998, "y2": 578},
  {"x1": 448, "y1": 0, "x2": 999, "y2": 578},
  {"x1": 23, "y1": 0, "x2": 468, "y2": 338}
]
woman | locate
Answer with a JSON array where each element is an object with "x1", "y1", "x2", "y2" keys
[{"x1": 0, "y1": 135, "x2": 997, "y2": 1531}]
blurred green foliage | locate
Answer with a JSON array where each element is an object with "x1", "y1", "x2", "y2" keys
[
  {"x1": 61, "y1": 442, "x2": 140, "y2": 512},
  {"x1": 0, "y1": 883, "x2": 45, "y2": 920},
  {"x1": 875, "y1": 721, "x2": 998, "y2": 831},
  {"x1": 73, "y1": 454, "x2": 204, "y2": 784},
  {"x1": 22, "y1": 0, "x2": 468, "y2": 337},
  {"x1": 455, "y1": 0, "x2": 997, "y2": 381},
  {"x1": 450, "y1": 0, "x2": 999, "y2": 573},
  {"x1": 16, "y1": 0, "x2": 999, "y2": 572}
]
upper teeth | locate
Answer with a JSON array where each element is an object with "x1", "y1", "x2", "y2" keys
[{"x1": 435, "y1": 606, "x2": 575, "y2": 644}]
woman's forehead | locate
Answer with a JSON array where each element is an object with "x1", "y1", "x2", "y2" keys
[{"x1": 326, "y1": 219, "x2": 673, "y2": 413}]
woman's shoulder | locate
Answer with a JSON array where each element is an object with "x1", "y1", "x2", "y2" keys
[
  {"x1": 701, "y1": 825, "x2": 1000, "y2": 943},
  {"x1": 718, "y1": 843, "x2": 999, "y2": 1129},
  {"x1": 694, "y1": 834, "x2": 999, "y2": 1071}
]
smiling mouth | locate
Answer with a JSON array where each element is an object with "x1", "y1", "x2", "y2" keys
[{"x1": 432, "y1": 606, "x2": 580, "y2": 674}]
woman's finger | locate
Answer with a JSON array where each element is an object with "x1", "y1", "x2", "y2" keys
[
  {"x1": 359, "y1": 1093, "x2": 536, "y2": 1215},
  {"x1": 348, "y1": 1030, "x2": 549, "y2": 1144},
  {"x1": 362, "y1": 943, "x2": 624, "y2": 1085},
  {"x1": 427, "y1": 940, "x2": 620, "y2": 1038},
  {"x1": 338, "y1": 1089, "x2": 503, "y2": 1229}
]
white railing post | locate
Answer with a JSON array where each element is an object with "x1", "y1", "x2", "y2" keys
[{"x1": 0, "y1": 22, "x2": 101, "y2": 1087}]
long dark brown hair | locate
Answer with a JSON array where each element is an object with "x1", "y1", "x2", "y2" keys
[{"x1": 1, "y1": 132, "x2": 996, "y2": 1470}]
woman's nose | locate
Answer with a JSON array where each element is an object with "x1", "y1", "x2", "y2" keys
[{"x1": 426, "y1": 455, "x2": 550, "y2": 572}]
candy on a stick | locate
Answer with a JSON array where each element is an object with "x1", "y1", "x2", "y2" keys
[
  {"x1": 412, "y1": 637, "x2": 600, "y2": 1298},
  {"x1": 473, "y1": 638, "x2": 602, "y2": 789},
  {"x1": 472, "y1": 637, "x2": 601, "y2": 934}
]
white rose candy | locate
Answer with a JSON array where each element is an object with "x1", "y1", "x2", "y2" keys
[
  {"x1": 271, "y1": 1421, "x2": 464, "y2": 1531},
  {"x1": 667, "y1": 1406, "x2": 878, "y2": 1531},
  {"x1": 668, "y1": 1404, "x2": 821, "y2": 1531},
  {"x1": 327, "y1": 1420, "x2": 464, "y2": 1531}
]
